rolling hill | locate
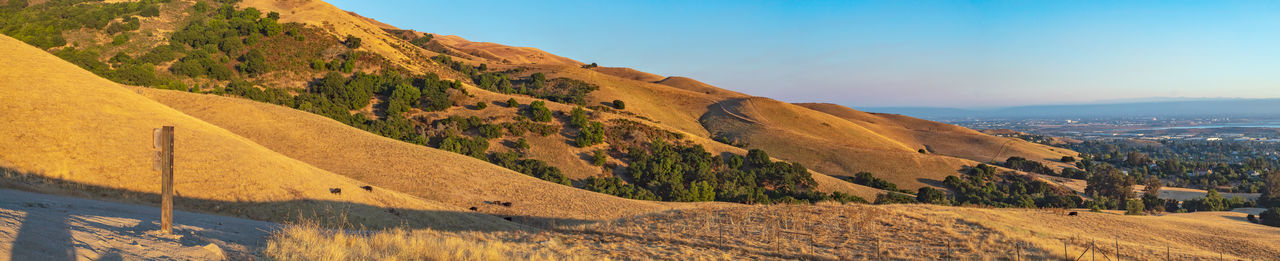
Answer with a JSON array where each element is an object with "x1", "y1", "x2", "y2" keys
[
  {"x1": 0, "y1": 34, "x2": 512, "y2": 231},
  {"x1": 237, "y1": 0, "x2": 1080, "y2": 191}
]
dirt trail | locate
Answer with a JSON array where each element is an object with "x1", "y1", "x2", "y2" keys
[{"x1": 0, "y1": 189, "x2": 275, "y2": 260}]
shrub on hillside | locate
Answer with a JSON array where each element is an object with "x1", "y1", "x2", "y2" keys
[
  {"x1": 1125, "y1": 199, "x2": 1145, "y2": 215},
  {"x1": 612, "y1": 99, "x2": 625, "y2": 109},
  {"x1": 1261, "y1": 208, "x2": 1280, "y2": 227},
  {"x1": 916, "y1": 187, "x2": 948, "y2": 205},
  {"x1": 583, "y1": 176, "x2": 656, "y2": 201},
  {"x1": 526, "y1": 101, "x2": 552, "y2": 122},
  {"x1": 344, "y1": 34, "x2": 362, "y2": 48},
  {"x1": 842, "y1": 172, "x2": 907, "y2": 193},
  {"x1": 574, "y1": 121, "x2": 605, "y2": 147},
  {"x1": 591, "y1": 150, "x2": 607, "y2": 166}
]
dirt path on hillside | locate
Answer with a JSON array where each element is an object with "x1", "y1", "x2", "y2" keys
[{"x1": 0, "y1": 189, "x2": 276, "y2": 260}]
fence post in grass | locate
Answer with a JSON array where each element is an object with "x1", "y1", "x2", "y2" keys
[
  {"x1": 1115, "y1": 237, "x2": 1120, "y2": 261},
  {"x1": 875, "y1": 237, "x2": 881, "y2": 261},
  {"x1": 152, "y1": 126, "x2": 174, "y2": 234},
  {"x1": 1064, "y1": 240, "x2": 1069, "y2": 261},
  {"x1": 1016, "y1": 243, "x2": 1021, "y2": 261}
]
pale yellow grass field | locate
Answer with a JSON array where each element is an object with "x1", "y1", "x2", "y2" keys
[
  {"x1": 269, "y1": 203, "x2": 1280, "y2": 260},
  {"x1": 0, "y1": 35, "x2": 509, "y2": 230},
  {"x1": 265, "y1": 221, "x2": 599, "y2": 261}
]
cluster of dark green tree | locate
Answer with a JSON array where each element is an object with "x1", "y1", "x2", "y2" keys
[
  {"x1": 3, "y1": 0, "x2": 188, "y2": 87},
  {"x1": 603, "y1": 140, "x2": 842, "y2": 204},
  {"x1": 840, "y1": 172, "x2": 911, "y2": 194},
  {"x1": 0, "y1": 0, "x2": 160, "y2": 49},
  {"x1": 219, "y1": 70, "x2": 462, "y2": 147},
  {"x1": 1002, "y1": 156, "x2": 1058, "y2": 176},
  {"x1": 471, "y1": 72, "x2": 600, "y2": 106},
  {"x1": 940, "y1": 164, "x2": 1084, "y2": 208},
  {"x1": 569, "y1": 107, "x2": 604, "y2": 147},
  {"x1": 425, "y1": 115, "x2": 570, "y2": 185},
  {"x1": 489, "y1": 152, "x2": 570, "y2": 186},
  {"x1": 169, "y1": 3, "x2": 288, "y2": 79},
  {"x1": 1069, "y1": 139, "x2": 1276, "y2": 192}
]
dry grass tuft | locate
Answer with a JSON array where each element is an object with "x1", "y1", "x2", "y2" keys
[{"x1": 265, "y1": 221, "x2": 597, "y2": 261}]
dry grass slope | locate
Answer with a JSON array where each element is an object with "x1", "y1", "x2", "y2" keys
[
  {"x1": 0, "y1": 35, "x2": 510, "y2": 230},
  {"x1": 268, "y1": 203, "x2": 1280, "y2": 260},
  {"x1": 798, "y1": 103, "x2": 1077, "y2": 169},
  {"x1": 434, "y1": 35, "x2": 581, "y2": 66},
  {"x1": 702, "y1": 97, "x2": 984, "y2": 189},
  {"x1": 135, "y1": 87, "x2": 683, "y2": 223}
]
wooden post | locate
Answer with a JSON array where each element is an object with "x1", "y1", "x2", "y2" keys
[
  {"x1": 154, "y1": 126, "x2": 174, "y2": 234},
  {"x1": 1016, "y1": 243, "x2": 1021, "y2": 261},
  {"x1": 1064, "y1": 240, "x2": 1069, "y2": 261},
  {"x1": 875, "y1": 238, "x2": 881, "y2": 261},
  {"x1": 1115, "y1": 237, "x2": 1120, "y2": 261}
]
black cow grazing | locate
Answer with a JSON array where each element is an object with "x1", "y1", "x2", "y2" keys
[
  {"x1": 501, "y1": 202, "x2": 513, "y2": 207},
  {"x1": 360, "y1": 186, "x2": 373, "y2": 192},
  {"x1": 329, "y1": 188, "x2": 341, "y2": 194},
  {"x1": 468, "y1": 206, "x2": 478, "y2": 211},
  {"x1": 503, "y1": 217, "x2": 512, "y2": 221},
  {"x1": 1068, "y1": 211, "x2": 1078, "y2": 216}
]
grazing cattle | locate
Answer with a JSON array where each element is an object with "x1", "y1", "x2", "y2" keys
[
  {"x1": 468, "y1": 206, "x2": 478, "y2": 211},
  {"x1": 503, "y1": 217, "x2": 512, "y2": 221},
  {"x1": 360, "y1": 186, "x2": 373, "y2": 192},
  {"x1": 329, "y1": 188, "x2": 341, "y2": 194},
  {"x1": 1068, "y1": 211, "x2": 1078, "y2": 216},
  {"x1": 501, "y1": 202, "x2": 512, "y2": 207}
]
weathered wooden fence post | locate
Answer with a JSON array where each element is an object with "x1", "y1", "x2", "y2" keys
[{"x1": 153, "y1": 126, "x2": 174, "y2": 234}]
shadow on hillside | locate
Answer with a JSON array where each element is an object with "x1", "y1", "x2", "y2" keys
[
  {"x1": 917, "y1": 178, "x2": 949, "y2": 189},
  {"x1": 0, "y1": 165, "x2": 593, "y2": 254}
]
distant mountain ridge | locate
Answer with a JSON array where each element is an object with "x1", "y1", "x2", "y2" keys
[{"x1": 860, "y1": 98, "x2": 1280, "y2": 120}]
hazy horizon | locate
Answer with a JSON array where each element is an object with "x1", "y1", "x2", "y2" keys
[{"x1": 328, "y1": 0, "x2": 1280, "y2": 108}]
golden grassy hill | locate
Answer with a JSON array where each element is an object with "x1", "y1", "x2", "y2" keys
[
  {"x1": 701, "y1": 97, "x2": 988, "y2": 189},
  {"x1": 538, "y1": 65, "x2": 725, "y2": 137},
  {"x1": 511, "y1": 64, "x2": 1068, "y2": 190},
  {"x1": 227, "y1": 0, "x2": 1075, "y2": 193},
  {"x1": 434, "y1": 35, "x2": 581, "y2": 66},
  {"x1": 590, "y1": 66, "x2": 666, "y2": 82},
  {"x1": 654, "y1": 76, "x2": 750, "y2": 98},
  {"x1": 134, "y1": 86, "x2": 692, "y2": 223},
  {"x1": 797, "y1": 103, "x2": 1078, "y2": 169},
  {"x1": 403, "y1": 82, "x2": 885, "y2": 199},
  {"x1": 0, "y1": 35, "x2": 511, "y2": 230}
]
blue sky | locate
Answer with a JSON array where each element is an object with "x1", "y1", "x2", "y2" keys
[{"x1": 328, "y1": 0, "x2": 1280, "y2": 108}]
